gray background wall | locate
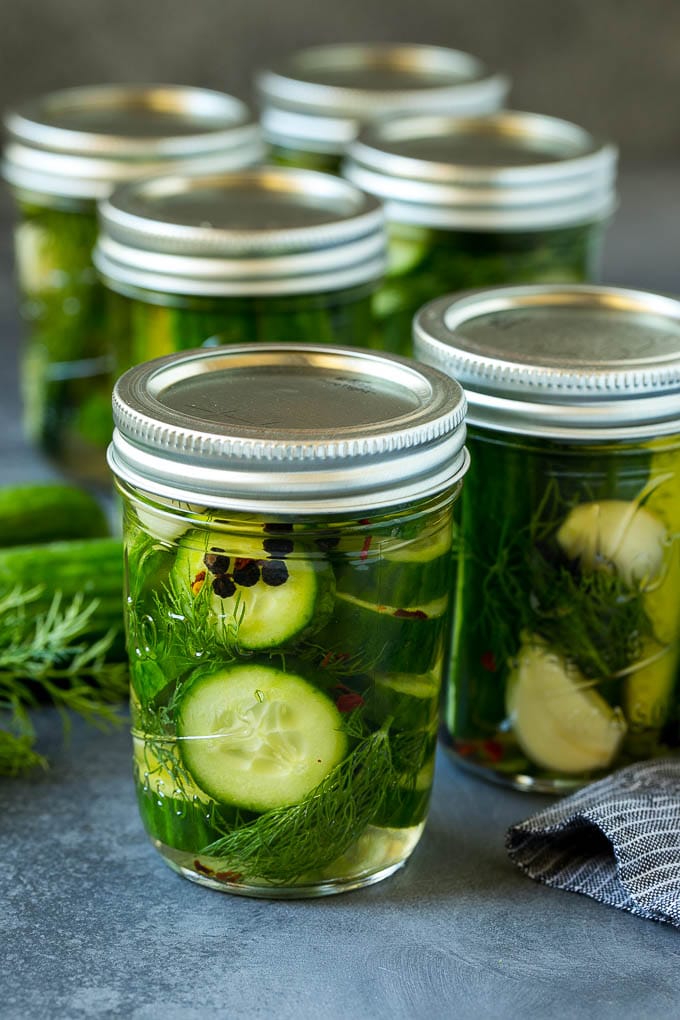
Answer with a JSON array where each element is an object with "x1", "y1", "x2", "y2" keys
[{"x1": 1, "y1": 0, "x2": 680, "y2": 158}]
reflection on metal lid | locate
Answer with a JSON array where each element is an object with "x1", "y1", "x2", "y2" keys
[
  {"x1": 257, "y1": 43, "x2": 508, "y2": 155},
  {"x1": 109, "y1": 343, "x2": 468, "y2": 511},
  {"x1": 3, "y1": 84, "x2": 263, "y2": 201},
  {"x1": 94, "y1": 166, "x2": 386, "y2": 296},
  {"x1": 345, "y1": 111, "x2": 617, "y2": 230},
  {"x1": 414, "y1": 284, "x2": 680, "y2": 438}
]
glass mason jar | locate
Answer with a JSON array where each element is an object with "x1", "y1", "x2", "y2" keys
[
  {"x1": 94, "y1": 167, "x2": 387, "y2": 374},
  {"x1": 414, "y1": 285, "x2": 680, "y2": 793},
  {"x1": 2, "y1": 84, "x2": 263, "y2": 483},
  {"x1": 256, "y1": 43, "x2": 508, "y2": 175},
  {"x1": 109, "y1": 344, "x2": 468, "y2": 897},
  {"x1": 345, "y1": 111, "x2": 618, "y2": 357}
]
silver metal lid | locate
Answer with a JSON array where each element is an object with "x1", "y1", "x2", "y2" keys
[
  {"x1": 413, "y1": 284, "x2": 680, "y2": 439},
  {"x1": 108, "y1": 343, "x2": 468, "y2": 512},
  {"x1": 344, "y1": 111, "x2": 617, "y2": 230},
  {"x1": 257, "y1": 43, "x2": 509, "y2": 156},
  {"x1": 3, "y1": 84, "x2": 264, "y2": 202},
  {"x1": 94, "y1": 166, "x2": 386, "y2": 296}
]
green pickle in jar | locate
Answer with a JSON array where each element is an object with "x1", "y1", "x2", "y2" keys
[
  {"x1": 414, "y1": 285, "x2": 680, "y2": 793},
  {"x1": 110, "y1": 343, "x2": 468, "y2": 895},
  {"x1": 345, "y1": 112, "x2": 618, "y2": 356},
  {"x1": 12, "y1": 200, "x2": 117, "y2": 471},
  {"x1": 256, "y1": 43, "x2": 508, "y2": 175},
  {"x1": 2, "y1": 84, "x2": 263, "y2": 481},
  {"x1": 94, "y1": 167, "x2": 386, "y2": 374}
]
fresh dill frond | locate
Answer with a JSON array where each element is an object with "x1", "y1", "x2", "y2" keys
[
  {"x1": 202, "y1": 725, "x2": 394, "y2": 884},
  {"x1": 0, "y1": 585, "x2": 128, "y2": 777},
  {"x1": 472, "y1": 478, "x2": 657, "y2": 683}
]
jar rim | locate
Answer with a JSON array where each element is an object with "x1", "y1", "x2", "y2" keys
[
  {"x1": 2, "y1": 84, "x2": 264, "y2": 200},
  {"x1": 413, "y1": 284, "x2": 680, "y2": 438},
  {"x1": 109, "y1": 343, "x2": 469, "y2": 512}
]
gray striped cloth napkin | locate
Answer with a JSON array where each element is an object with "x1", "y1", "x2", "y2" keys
[{"x1": 506, "y1": 759, "x2": 680, "y2": 927}]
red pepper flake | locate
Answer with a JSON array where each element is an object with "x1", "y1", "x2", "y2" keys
[
  {"x1": 191, "y1": 571, "x2": 206, "y2": 596},
  {"x1": 359, "y1": 535, "x2": 373, "y2": 561},
  {"x1": 482, "y1": 740, "x2": 504, "y2": 763},
  {"x1": 214, "y1": 870, "x2": 243, "y2": 883},
  {"x1": 321, "y1": 652, "x2": 351, "y2": 669},
  {"x1": 480, "y1": 650, "x2": 498, "y2": 672},
  {"x1": 336, "y1": 692, "x2": 365, "y2": 713},
  {"x1": 194, "y1": 858, "x2": 214, "y2": 876},
  {"x1": 393, "y1": 608, "x2": 428, "y2": 620},
  {"x1": 454, "y1": 740, "x2": 477, "y2": 757}
]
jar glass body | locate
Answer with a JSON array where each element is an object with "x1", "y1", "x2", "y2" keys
[
  {"x1": 10, "y1": 191, "x2": 123, "y2": 483},
  {"x1": 376, "y1": 220, "x2": 608, "y2": 356},
  {"x1": 121, "y1": 481, "x2": 460, "y2": 896},
  {"x1": 109, "y1": 282, "x2": 380, "y2": 375},
  {"x1": 445, "y1": 427, "x2": 680, "y2": 792}
]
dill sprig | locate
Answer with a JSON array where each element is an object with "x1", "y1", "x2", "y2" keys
[
  {"x1": 0, "y1": 584, "x2": 128, "y2": 776},
  {"x1": 202, "y1": 725, "x2": 394, "y2": 884},
  {"x1": 476, "y1": 478, "x2": 655, "y2": 680},
  {"x1": 128, "y1": 569, "x2": 242, "y2": 706}
]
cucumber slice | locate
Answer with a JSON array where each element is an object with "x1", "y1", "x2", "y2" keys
[
  {"x1": 333, "y1": 522, "x2": 453, "y2": 609},
  {"x1": 373, "y1": 760, "x2": 434, "y2": 829},
  {"x1": 177, "y1": 663, "x2": 347, "y2": 812},
  {"x1": 506, "y1": 635, "x2": 627, "y2": 774},
  {"x1": 319, "y1": 590, "x2": 448, "y2": 676},
  {"x1": 556, "y1": 500, "x2": 667, "y2": 588},
  {"x1": 371, "y1": 671, "x2": 439, "y2": 731},
  {"x1": 624, "y1": 640, "x2": 678, "y2": 734},
  {"x1": 133, "y1": 733, "x2": 208, "y2": 803},
  {"x1": 172, "y1": 529, "x2": 333, "y2": 651}
]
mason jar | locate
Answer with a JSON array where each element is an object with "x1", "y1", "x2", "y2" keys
[
  {"x1": 2, "y1": 84, "x2": 263, "y2": 482},
  {"x1": 94, "y1": 167, "x2": 386, "y2": 374},
  {"x1": 108, "y1": 343, "x2": 468, "y2": 897},
  {"x1": 256, "y1": 43, "x2": 508, "y2": 174},
  {"x1": 415, "y1": 285, "x2": 680, "y2": 794},
  {"x1": 345, "y1": 111, "x2": 618, "y2": 357}
]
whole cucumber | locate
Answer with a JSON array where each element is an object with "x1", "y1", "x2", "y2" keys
[{"x1": 0, "y1": 484, "x2": 109, "y2": 546}]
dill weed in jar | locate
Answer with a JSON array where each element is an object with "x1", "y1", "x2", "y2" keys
[
  {"x1": 94, "y1": 167, "x2": 386, "y2": 372},
  {"x1": 2, "y1": 84, "x2": 263, "y2": 483},
  {"x1": 345, "y1": 111, "x2": 617, "y2": 356},
  {"x1": 256, "y1": 42, "x2": 508, "y2": 174},
  {"x1": 109, "y1": 343, "x2": 468, "y2": 897},
  {"x1": 415, "y1": 284, "x2": 680, "y2": 793}
]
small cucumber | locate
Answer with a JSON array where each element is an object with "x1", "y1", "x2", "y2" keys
[
  {"x1": 177, "y1": 663, "x2": 348, "y2": 812},
  {"x1": 0, "y1": 483, "x2": 109, "y2": 546},
  {"x1": 172, "y1": 529, "x2": 334, "y2": 652},
  {"x1": 0, "y1": 536, "x2": 125, "y2": 656}
]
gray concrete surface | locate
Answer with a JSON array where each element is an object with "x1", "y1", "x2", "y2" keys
[{"x1": 1, "y1": 712, "x2": 679, "y2": 1020}]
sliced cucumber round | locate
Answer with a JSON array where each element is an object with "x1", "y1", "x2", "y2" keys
[
  {"x1": 133, "y1": 733, "x2": 208, "y2": 803},
  {"x1": 319, "y1": 590, "x2": 448, "y2": 676},
  {"x1": 177, "y1": 663, "x2": 347, "y2": 812},
  {"x1": 172, "y1": 529, "x2": 333, "y2": 651},
  {"x1": 371, "y1": 671, "x2": 440, "y2": 731},
  {"x1": 506, "y1": 635, "x2": 627, "y2": 774},
  {"x1": 556, "y1": 500, "x2": 667, "y2": 588}
]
